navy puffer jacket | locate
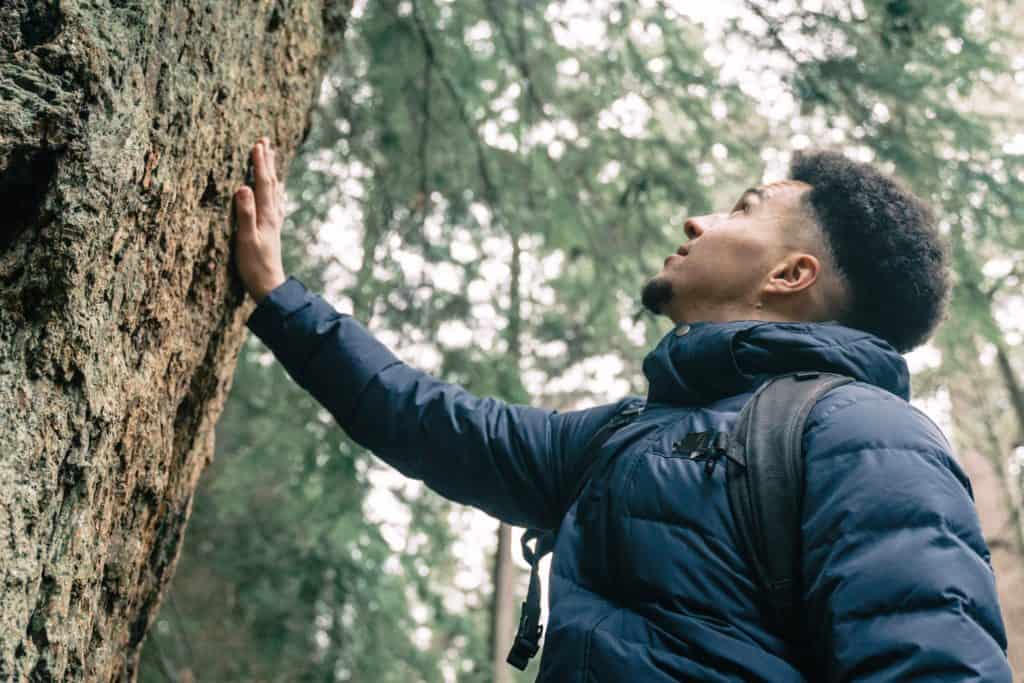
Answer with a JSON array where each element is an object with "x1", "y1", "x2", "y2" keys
[{"x1": 248, "y1": 278, "x2": 1010, "y2": 682}]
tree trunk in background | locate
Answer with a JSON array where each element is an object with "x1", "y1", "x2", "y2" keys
[
  {"x1": 947, "y1": 371, "x2": 1024, "y2": 675},
  {"x1": 490, "y1": 522, "x2": 517, "y2": 683},
  {"x1": 0, "y1": 1, "x2": 349, "y2": 680},
  {"x1": 491, "y1": 224, "x2": 526, "y2": 682},
  {"x1": 994, "y1": 338, "x2": 1024, "y2": 448}
]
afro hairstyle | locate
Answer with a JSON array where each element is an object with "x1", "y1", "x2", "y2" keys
[{"x1": 789, "y1": 150, "x2": 950, "y2": 353}]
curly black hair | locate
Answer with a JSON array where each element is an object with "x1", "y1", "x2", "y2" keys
[{"x1": 789, "y1": 150, "x2": 950, "y2": 353}]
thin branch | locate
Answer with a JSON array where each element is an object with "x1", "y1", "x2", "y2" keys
[
  {"x1": 984, "y1": 259, "x2": 1024, "y2": 300},
  {"x1": 144, "y1": 630, "x2": 180, "y2": 683},
  {"x1": 483, "y1": 0, "x2": 547, "y2": 114},
  {"x1": 167, "y1": 593, "x2": 197, "y2": 666},
  {"x1": 417, "y1": 31, "x2": 433, "y2": 227},
  {"x1": 409, "y1": 0, "x2": 501, "y2": 207}
]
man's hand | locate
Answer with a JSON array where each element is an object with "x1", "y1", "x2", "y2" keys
[{"x1": 234, "y1": 137, "x2": 287, "y2": 303}]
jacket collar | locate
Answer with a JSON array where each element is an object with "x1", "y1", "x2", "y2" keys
[{"x1": 642, "y1": 319, "x2": 910, "y2": 406}]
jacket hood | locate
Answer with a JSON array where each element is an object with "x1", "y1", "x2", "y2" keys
[{"x1": 642, "y1": 320, "x2": 910, "y2": 406}]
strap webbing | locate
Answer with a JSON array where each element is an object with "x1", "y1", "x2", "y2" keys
[
  {"x1": 506, "y1": 529, "x2": 553, "y2": 669},
  {"x1": 506, "y1": 399, "x2": 644, "y2": 670}
]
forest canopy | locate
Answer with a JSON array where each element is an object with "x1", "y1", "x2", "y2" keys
[{"x1": 140, "y1": 1, "x2": 1024, "y2": 680}]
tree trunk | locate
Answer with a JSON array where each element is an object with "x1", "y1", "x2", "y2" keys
[
  {"x1": 490, "y1": 522, "x2": 517, "y2": 683},
  {"x1": 0, "y1": 1, "x2": 350, "y2": 680},
  {"x1": 947, "y1": 371, "x2": 1024, "y2": 674},
  {"x1": 993, "y1": 338, "x2": 1024, "y2": 447},
  {"x1": 490, "y1": 225, "x2": 525, "y2": 682}
]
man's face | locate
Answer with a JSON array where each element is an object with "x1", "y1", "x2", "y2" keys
[{"x1": 642, "y1": 180, "x2": 815, "y2": 323}]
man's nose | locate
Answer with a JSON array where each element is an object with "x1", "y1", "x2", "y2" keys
[{"x1": 684, "y1": 215, "x2": 711, "y2": 239}]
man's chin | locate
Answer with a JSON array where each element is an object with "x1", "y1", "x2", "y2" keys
[{"x1": 641, "y1": 275, "x2": 675, "y2": 317}]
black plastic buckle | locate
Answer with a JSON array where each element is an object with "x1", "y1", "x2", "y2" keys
[
  {"x1": 607, "y1": 403, "x2": 644, "y2": 430},
  {"x1": 794, "y1": 371, "x2": 821, "y2": 381},
  {"x1": 506, "y1": 613, "x2": 542, "y2": 670}
]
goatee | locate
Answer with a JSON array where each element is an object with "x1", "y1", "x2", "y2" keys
[{"x1": 641, "y1": 276, "x2": 674, "y2": 317}]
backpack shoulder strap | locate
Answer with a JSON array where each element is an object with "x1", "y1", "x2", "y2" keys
[
  {"x1": 725, "y1": 370, "x2": 854, "y2": 639},
  {"x1": 565, "y1": 398, "x2": 646, "y2": 508},
  {"x1": 507, "y1": 397, "x2": 645, "y2": 671}
]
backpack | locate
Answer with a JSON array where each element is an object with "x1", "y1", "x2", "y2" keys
[{"x1": 506, "y1": 370, "x2": 854, "y2": 671}]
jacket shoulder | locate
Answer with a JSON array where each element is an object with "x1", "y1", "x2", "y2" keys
[
  {"x1": 803, "y1": 381, "x2": 954, "y2": 461},
  {"x1": 799, "y1": 381, "x2": 1009, "y2": 678},
  {"x1": 802, "y1": 380, "x2": 977, "y2": 497}
]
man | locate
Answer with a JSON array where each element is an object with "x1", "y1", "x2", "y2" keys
[{"x1": 233, "y1": 138, "x2": 1011, "y2": 681}]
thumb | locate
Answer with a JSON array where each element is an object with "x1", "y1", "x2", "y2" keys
[{"x1": 234, "y1": 187, "x2": 257, "y2": 239}]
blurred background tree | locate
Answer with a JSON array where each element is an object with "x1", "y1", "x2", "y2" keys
[{"x1": 141, "y1": 1, "x2": 1023, "y2": 680}]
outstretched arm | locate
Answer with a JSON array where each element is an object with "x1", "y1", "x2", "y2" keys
[
  {"x1": 232, "y1": 139, "x2": 626, "y2": 528},
  {"x1": 245, "y1": 279, "x2": 627, "y2": 528},
  {"x1": 801, "y1": 387, "x2": 1011, "y2": 681}
]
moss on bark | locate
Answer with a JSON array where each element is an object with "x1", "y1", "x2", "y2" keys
[{"x1": 0, "y1": 1, "x2": 351, "y2": 679}]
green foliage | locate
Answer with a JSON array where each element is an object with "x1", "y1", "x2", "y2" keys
[
  {"x1": 142, "y1": 1, "x2": 1023, "y2": 680},
  {"x1": 140, "y1": 339, "x2": 488, "y2": 682},
  {"x1": 731, "y1": 0, "x2": 1024, "y2": 370}
]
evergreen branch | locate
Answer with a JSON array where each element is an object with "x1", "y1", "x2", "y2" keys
[
  {"x1": 418, "y1": 42, "x2": 432, "y2": 213},
  {"x1": 984, "y1": 259, "x2": 1024, "y2": 300},
  {"x1": 408, "y1": 0, "x2": 501, "y2": 207},
  {"x1": 143, "y1": 630, "x2": 180, "y2": 683},
  {"x1": 483, "y1": 0, "x2": 547, "y2": 114},
  {"x1": 167, "y1": 594, "x2": 196, "y2": 666}
]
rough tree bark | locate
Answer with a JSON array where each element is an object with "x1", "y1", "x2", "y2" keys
[{"x1": 0, "y1": 1, "x2": 350, "y2": 680}]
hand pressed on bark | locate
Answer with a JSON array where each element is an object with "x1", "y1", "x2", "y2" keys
[{"x1": 234, "y1": 137, "x2": 287, "y2": 303}]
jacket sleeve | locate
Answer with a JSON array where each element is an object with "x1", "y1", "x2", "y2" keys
[
  {"x1": 800, "y1": 384, "x2": 1011, "y2": 682},
  {"x1": 246, "y1": 277, "x2": 631, "y2": 529}
]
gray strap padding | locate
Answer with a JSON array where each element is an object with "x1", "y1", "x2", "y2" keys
[{"x1": 726, "y1": 371, "x2": 854, "y2": 640}]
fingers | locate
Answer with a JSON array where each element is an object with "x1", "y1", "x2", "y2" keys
[
  {"x1": 236, "y1": 138, "x2": 283, "y2": 241},
  {"x1": 252, "y1": 137, "x2": 278, "y2": 183},
  {"x1": 234, "y1": 187, "x2": 257, "y2": 238},
  {"x1": 251, "y1": 139, "x2": 278, "y2": 223},
  {"x1": 251, "y1": 141, "x2": 272, "y2": 192},
  {"x1": 264, "y1": 137, "x2": 278, "y2": 183}
]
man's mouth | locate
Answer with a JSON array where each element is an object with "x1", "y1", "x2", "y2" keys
[{"x1": 663, "y1": 246, "x2": 688, "y2": 267}]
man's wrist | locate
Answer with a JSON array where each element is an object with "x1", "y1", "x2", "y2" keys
[{"x1": 251, "y1": 273, "x2": 288, "y2": 304}]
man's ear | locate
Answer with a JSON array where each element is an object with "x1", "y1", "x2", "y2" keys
[{"x1": 765, "y1": 253, "x2": 820, "y2": 294}]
